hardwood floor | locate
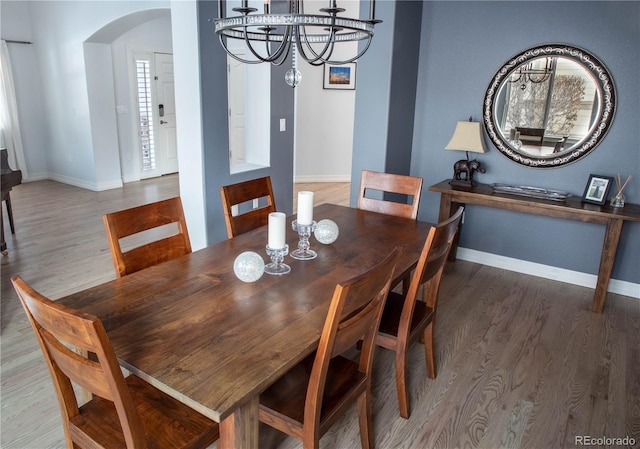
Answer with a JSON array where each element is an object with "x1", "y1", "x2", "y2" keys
[{"x1": 1, "y1": 176, "x2": 638, "y2": 449}]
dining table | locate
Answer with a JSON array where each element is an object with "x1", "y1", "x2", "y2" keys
[{"x1": 56, "y1": 203, "x2": 433, "y2": 449}]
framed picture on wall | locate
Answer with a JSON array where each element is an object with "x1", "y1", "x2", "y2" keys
[
  {"x1": 323, "y1": 63, "x2": 356, "y2": 90},
  {"x1": 582, "y1": 174, "x2": 614, "y2": 205}
]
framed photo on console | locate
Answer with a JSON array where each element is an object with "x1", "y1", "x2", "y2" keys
[{"x1": 582, "y1": 174, "x2": 614, "y2": 205}]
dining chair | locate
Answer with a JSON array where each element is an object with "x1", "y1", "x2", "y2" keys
[
  {"x1": 357, "y1": 169, "x2": 424, "y2": 295},
  {"x1": 220, "y1": 176, "x2": 276, "y2": 238},
  {"x1": 103, "y1": 197, "x2": 191, "y2": 277},
  {"x1": 356, "y1": 170, "x2": 423, "y2": 220},
  {"x1": 12, "y1": 275, "x2": 219, "y2": 449},
  {"x1": 259, "y1": 248, "x2": 401, "y2": 449},
  {"x1": 515, "y1": 127, "x2": 545, "y2": 146},
  {"x1": 376, "y1": 206, "x2": 464, "y2": 419}
]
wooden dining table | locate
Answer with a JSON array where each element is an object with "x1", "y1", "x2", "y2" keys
[{"x1": 56, "y1": 203, "x2": 432, "y2": 449}]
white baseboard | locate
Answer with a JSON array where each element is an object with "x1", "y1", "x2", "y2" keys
[
  {"x1": 47, "y1": 173, "x2": 123, "y2": 191},
  {"x1": 23, "y1": 172, "x2": 48, "y2": 182},
  {"x1": 294, "y1": 175, "x2": 351, "y2": 183},
  {"x1": 122, "y1": 174, "x2": 140, "y2": 184},
  {"x1": 457, "y1": 247, "x2": 640, "y2": 299},
  {"x1": 96, "y1": 179, "x2": 124, "y2": 191}
]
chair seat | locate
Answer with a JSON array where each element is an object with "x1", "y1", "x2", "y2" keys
[
  {"x1": 378, "y1": 291, "x2": 434, "y2": 339},
  {"x1": 260, "y1": 353, "x2": 366, "y2": 432},
  {"x1": 71, "y1": 375, "x2": 219, "y2": 449}
]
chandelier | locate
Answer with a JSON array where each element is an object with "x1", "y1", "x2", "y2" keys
[
  {"x1": 508, "y1": 57, "x2": 555, "y2": 87},
  {"x1": 213, "y1": 0, "x2": 381, "y2": 67}
]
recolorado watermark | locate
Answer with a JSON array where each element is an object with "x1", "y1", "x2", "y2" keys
[{"x1": 575, "y1": 435, "x2": 636, "y2": 446}]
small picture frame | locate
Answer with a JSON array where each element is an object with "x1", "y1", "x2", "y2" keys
[
  {"x1": 582, "y1": 174, "x2": 614, "y2": 205},
  {"x1": 323, "y1": 63, "x2": 356, "y2": 90}
]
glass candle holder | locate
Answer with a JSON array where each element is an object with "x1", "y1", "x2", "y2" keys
[
  {"x1": 264, "y1": 244, "x2": 291, "y2": 275},
  {"x1": 290, "y1": 220, "x2": 317, "y2": 260}
]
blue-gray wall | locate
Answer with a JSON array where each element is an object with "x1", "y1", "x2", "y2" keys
[
  {"x1": 198, "y1": 1, "x2": 294, "y2": 245},
  {"x1": 351, "y1": 0, "x2": 423, "y2": 200},
  {"x1": 354, "y1": 1, "x2": 639, "y2": 285}
]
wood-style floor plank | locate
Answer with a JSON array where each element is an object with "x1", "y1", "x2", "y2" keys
[{"x1": 1, "y1": 176, "x2": 638, "y2": 449}]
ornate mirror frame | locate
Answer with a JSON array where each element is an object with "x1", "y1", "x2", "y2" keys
[{"x1": 483, "y1": 44, "x2": 616, "y2": 168}]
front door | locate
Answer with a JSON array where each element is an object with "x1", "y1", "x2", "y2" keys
[
  {"x1": 154, "y1": 53, "x2": 178, "y2": 175},
  {"x1": 134, "y1": 51, "x2": 178, "y2": 179}
]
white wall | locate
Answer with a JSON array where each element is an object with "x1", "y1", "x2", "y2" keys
[
  {"x1": 84, "y1": 42, "x2": 123, "y2": 190},
  {"x1": 22, "y1": 0, "x2": 170, "y2": 190},
  {"x1": 0, "y1": 1, "x2": 47, "y2": 180},
  {"x1": 171, "y1": 0, "x2": 207, "y2": 250},
  {"x1": 294, "y1": 0, "x2": 358, "y2": 183}
]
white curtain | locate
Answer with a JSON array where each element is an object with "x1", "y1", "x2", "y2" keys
[{"x1": 0, "y1": 39, "x2": 28, "y2": 177}]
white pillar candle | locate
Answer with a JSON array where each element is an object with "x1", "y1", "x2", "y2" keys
[
  {"x1": 297, "y1": 191, "x2": 314, "y2": 225},
  {"x1": 268, "y1": 212, "x2": 286, "y2": 249}
]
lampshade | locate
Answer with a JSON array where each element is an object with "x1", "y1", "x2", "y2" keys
[{"x1": 445, "y1": 121, "x2": 487, "y2": 154}]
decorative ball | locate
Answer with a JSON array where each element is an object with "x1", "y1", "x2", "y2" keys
[
  {"x1": 314, "y1": 219, "x2": 339, "y2": 244},
  {"x1": 233, "y1": 251, "x2": 265, "y2": 283}
]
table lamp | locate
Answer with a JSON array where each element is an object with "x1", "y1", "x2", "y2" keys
[{"x1": 445, "y1": 118, "x2": 487, "y2": 187}]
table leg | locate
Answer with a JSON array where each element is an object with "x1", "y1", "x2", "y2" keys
[
  {"x1": 592, "y1": 218, "x2": 623, "y2": 313},
  {"x1": 219, "y1": 396, "x2": 259, "y2": 449}
]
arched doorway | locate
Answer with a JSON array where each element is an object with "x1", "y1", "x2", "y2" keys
[{"x1": 84, "y1": 9, "x2": 174, "y2": 184}]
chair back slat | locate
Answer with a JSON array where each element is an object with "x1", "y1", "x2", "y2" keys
[
  {"x1": 103, "y1": 197, "x2": 191, "y2": 277},
  {"x1": 357, "y1": 170, "x2": 423, "y2": 219},
  {"x1": 44, "y1": 328, "x2": 116, "y2": 401},
  {"x1": 220, "y1": 176, "x2": 276, "y2": 238},
  {"x1": 120, "y1": 234, "x2": 191, "y2": 275}
]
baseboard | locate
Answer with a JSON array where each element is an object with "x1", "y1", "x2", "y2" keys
[
  {"x1": 294, "y1": 174, "x2": 351, "y2": 183},
  {"x1": 457, "y1": 247, "x2": 640, "y2": 299},
  {"x1": 47, "y1": 173, "x2": 123, "y2": 191},
  {"x1": 23, "y1": 172, "x2": 48, "y2": 182},
  {"x1": 96, "y1": 179, "x2": 124, "y2": 191},
  {"x1": 122, "y1": 174, "x2": 140, "y2": 184}
]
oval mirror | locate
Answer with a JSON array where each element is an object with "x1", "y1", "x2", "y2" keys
[{"x1": 483, "y1": 44, "x2": 616, "y2": 168}]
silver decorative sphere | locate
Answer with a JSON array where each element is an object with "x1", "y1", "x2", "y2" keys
[
  {"x1": 233, "y1": 251, "x2": 265, "y2": 283},
  {"x1": 285, "y1": 68, "x2": 302, "y2": 88},
  {"x1": 314, "y1": 219, "x2": 339, "y2": 244}
]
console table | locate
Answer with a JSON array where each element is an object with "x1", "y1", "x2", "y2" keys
[{"x1": 429, "y1": 180, "x2": 640, "y2": 313}]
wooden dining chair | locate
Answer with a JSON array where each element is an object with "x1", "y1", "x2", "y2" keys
[
  {"x1": 259, "y1": 248, "x2": 400, "y2": 449},
  {"x1": 103, "y1": 197, "x2": 191, "y2": 277},
  {"x1": 12, "y1": 275, "x2": 219, "y2": 449},
  {"x1": 357, "y1": 169, "x2": 424, "y2": 295},
  {"x1": 376, "y1": 206, "x2": 464, "y2": 419},
  {"x1": 220, "y1": 176, "x2": 276, "y2": 238},
  {"x1": 515, "y1": 127, "x2": 545, "y2": 146},
  {"x1": 357, "y1": 170, "x2": 423, "y2": 220}
]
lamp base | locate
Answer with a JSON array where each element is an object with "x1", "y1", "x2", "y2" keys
[{"x1": 451, "y1": 157, "x2": 486, "y2": 188}]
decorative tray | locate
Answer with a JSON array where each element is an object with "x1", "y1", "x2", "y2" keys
[{"x1": 491, "y1": 183, "x2": 570, "y2": 201}]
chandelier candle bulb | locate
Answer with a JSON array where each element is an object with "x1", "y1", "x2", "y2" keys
[
  {"x1": 268, "y1": 212, "x2": 286, "y2": 249},
  {"x1": 297, "y1": 191, "x2": 314, "y2": 225}
]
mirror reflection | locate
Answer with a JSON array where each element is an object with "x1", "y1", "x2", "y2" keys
[
  {"x1": 484, "y1": 44, "x2": 616, "y2": 168},
  {"x1": 497, "y1": 56, "x2": 598, "y2": 156}
]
